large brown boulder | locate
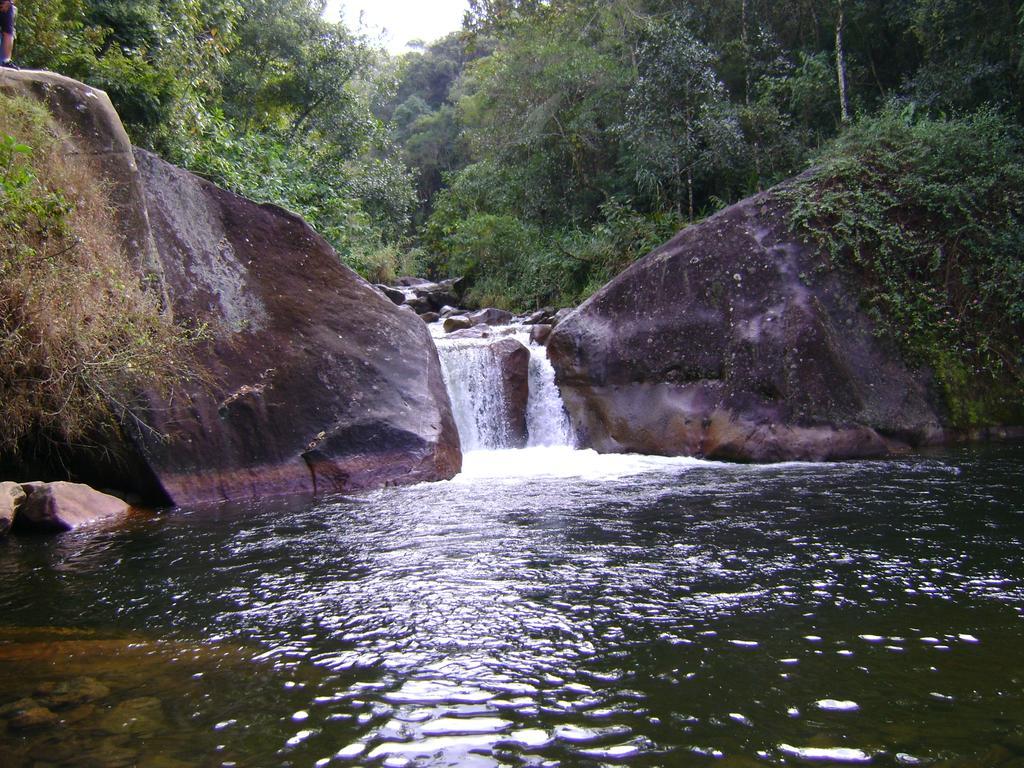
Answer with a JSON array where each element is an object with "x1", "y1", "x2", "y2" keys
[
  {"x1": 0, "y1": 70, "x2": 461, "y2": 504},
  {"x1": 548, "y1": 189, "x2": 949, "y2": 462},
  {"x1": 13, "y1": 482, "x2": 130, "y2": 533},
  {"x1": 131, "y1": 150, "x2": 461, "y2": 504}
]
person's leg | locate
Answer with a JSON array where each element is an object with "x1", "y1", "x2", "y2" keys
[{"x1": 0, "y1": 3, "x2": 13, "y2": 65}]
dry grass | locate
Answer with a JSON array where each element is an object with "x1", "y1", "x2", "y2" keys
[{"x1": 0, "y1": 94, "x2": 198, "y2": 458}]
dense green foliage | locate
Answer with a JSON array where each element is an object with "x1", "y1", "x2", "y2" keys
[
  {"x1": 17, "y1": 0, "x2": 1024, "y2": 302},
  {"x1": 16, "y1": 0, "x2": 416, "y2": 281},
  {"x1": 394, "y1": 0, "x2": 1023, "y2": 309},
  {"x1": 0, "y1": 95, "x2": 199, "y2": 456},
  {"x1": 13, "y1": 0, "x2": 1024, "y2": 419},
  {"x1": 787, "y1": 107, "x2": 1024, "y2": 425}
]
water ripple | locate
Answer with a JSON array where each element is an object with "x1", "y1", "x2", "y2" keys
[{"x1": 0, "y1": 445, "x2": 1022, "y2": 766}]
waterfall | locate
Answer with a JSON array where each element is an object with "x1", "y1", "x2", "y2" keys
[
  {"x1": 435, "y1": 331, "x2": 575, "y2": 452},
  {"x1": 436, "y1": 340, "x2": 514, "y2": 451},
  {"x1": 523, "y1": 340, "x2": 575, "y2": 447}
]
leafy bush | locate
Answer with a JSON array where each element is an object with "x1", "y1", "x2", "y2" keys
[
  {"x1": 557, "y1": 199, "x2": 683, "y2": 298},
  {"x1": 423, "y1": 187, "x2": 682, "y2": 311},
  {"x1": 0, "y1": 95, "x2": 199, "y2": 457},
  {"x1": 787, "y1": 106, "x2": 1024, "y2": 425}
]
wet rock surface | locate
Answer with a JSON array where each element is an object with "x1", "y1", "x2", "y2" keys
[
  {"x1": 445, "y1": 326, "x2": 500, "y2": 340},
  {"x1": 389, "y1": 276, "x2": 464, "y2": 316},
  {"x1": 0, "y1": 481, "x2": 24, "y2": 535},
  {"x1": 13, "y1": 482, "x2": 130, "y2": 534},
  {"x1": 548, "y1": 188, "x2": 949, "y2": 461},
  {"x1": 443, "y1": 315, "x2": 474, "y2": 333},
  {"x1": 466, "y1": 308, "x2": 514, "y2": 327},
  {"x1": 491, "y1": 338, "x2": 531, "y2": 448},
  {"x1": 529, "y1": 324, "x2": 553, "y2": 345}
]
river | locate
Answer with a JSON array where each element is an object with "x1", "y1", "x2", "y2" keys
[
  {"x1": 1, "y1": 444, "x2": 1022, "y2": 766},
  {"x1": 0, "y1": 331, "x2": 1022, "y2": 767}
]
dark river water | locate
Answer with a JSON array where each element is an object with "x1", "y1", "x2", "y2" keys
[{"x1": 1, "y1": 443, "x2": 1022, "y2": 767}]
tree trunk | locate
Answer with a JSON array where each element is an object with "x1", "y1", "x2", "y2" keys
[
  {"x1": 835, "y1": 0, "x2": 851, "y2": 123},
  {"x1": 743, "y1": 0, "x2": 763, "y2": 189},
  {"x1": 687, "y1": 168, "x2": 694, "y2": 222},
  {"x1": 742, "y1": 0, "x2": 751, "y2": 106}
]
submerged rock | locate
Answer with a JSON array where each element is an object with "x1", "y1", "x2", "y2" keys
[
  {"x1": 8, "y1": 705, "x2": 59, "y2": 730},
  {"x1": 0, "y1": 697, "x2": 43, "y2": 718},
  {"x1": 35, "y1": 677, "x2": 111, "y2": 708},
  {"x1": 13, "y1": 482, "x2": 130, "y2": 534},
  {"x1": 548, "y1": 188, "x2": 948, "y2": 462},
  {"x1": 97, "y1": 696, "x2": 166, "y2": 736}
]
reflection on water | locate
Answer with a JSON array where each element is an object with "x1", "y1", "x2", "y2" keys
[{"x1": 0, "y1": 444, "x2": 1023, "y2": 767}]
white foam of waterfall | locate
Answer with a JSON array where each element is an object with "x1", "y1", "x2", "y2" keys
[
  {"x1": 518, "y1": 334, "x2": 575, "y2": 448},
  {"x1": 435, "y1": 338, "x2": 514, "y2": 451},
  {"x1": 434, "y1": 327, "x2": 575, "y2": 452},
  {"x1": 455, "y1": 447, "x2": 709, "y2": 482}
]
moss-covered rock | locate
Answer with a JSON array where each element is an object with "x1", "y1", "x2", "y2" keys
[{"x1": 548, "y1": 181, "x2": 1021, "y2": 461}]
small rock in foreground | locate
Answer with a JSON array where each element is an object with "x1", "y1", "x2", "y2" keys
[
  {"x1": 0, "y1": 481, "x2": 25, "y2": 535},
  {"x1": 13, "y1": 481, "x2": 130, "y2": 534}
]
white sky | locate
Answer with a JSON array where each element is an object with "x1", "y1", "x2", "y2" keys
[{"x1": 325, "y1": 0, "x2": 470, "y2": 54}]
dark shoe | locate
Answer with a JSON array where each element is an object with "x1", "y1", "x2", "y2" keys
[{"x1": 0, "y1": 61, "x2": 19, "y2": 69}]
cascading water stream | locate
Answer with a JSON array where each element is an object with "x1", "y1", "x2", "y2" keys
[
  {"x1": 520, "y1": 334, "x2": 575, "y2": 447},
  {"x1": 434, "y1": 328, "x2": 575, "y2": 452},
  {"x1": 435, "y1": 339, "x2": 513, "y2": 451}
]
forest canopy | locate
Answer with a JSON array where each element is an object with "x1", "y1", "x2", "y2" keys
[{"x1": 11, "y1": 0, "x2": 1024, "y2": 313}]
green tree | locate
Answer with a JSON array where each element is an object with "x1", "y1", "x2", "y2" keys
[
  {"x1": 457, "y1": 7, "x2": 631, "y2": 224},
  {"x1": 621, "y1": 19, "x2": 741, "y2": 219},
  {"x1": 907, "y1": 0, "x2": 1023, "y2": 114}
]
